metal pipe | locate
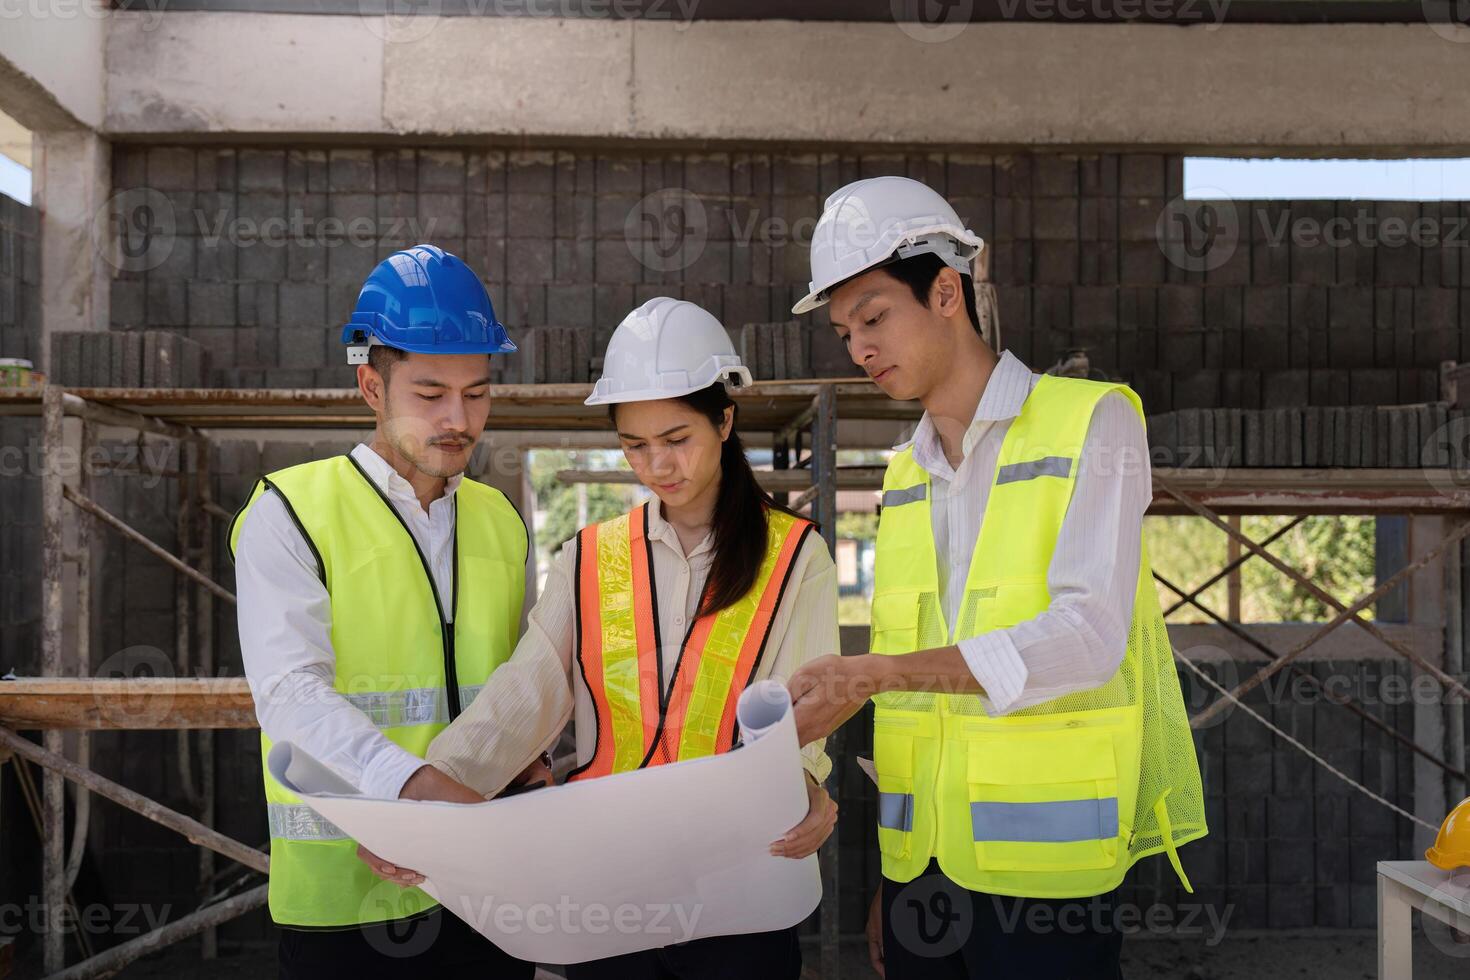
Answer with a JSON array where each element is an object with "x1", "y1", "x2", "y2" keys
[
  {"x1": 60, "y1": 391, "x2": 194, "y2": 441},
  {"x1": 0, "y1": 726, "x2": 270, "y2": 875},
  {"x1": 1157, "y1": 478, "x2": 1470, "y2": 707},
  {"x1": 195, "y1": 438, "x2": 219, "y2": 959},
  {"x1": 63, "y1": 733, "x2": 90, "y2": 891},
  {"x1": 41, "y1": 385, "x2": 67, "y2": 974},
  {"x1": 43, "y1": 885, "x2": 268, "y2": 980},
  {"x1": 62, "y1": 484, "x2": 237, "y2": 605},
  {"x1": 810, "y1": 385, "x2": 840, "y2": 980},
  {"x1": 1155, "y1": 571, "x2": 1465, "y2": 778},
  {"x1": 65, "y1": 419, "x2": 95, "y2": 892},
  {"x1": 1447, "y1": 538, "x2": 1466, "y2": 805},
  {"x1": 1160, "y1": 515, "x2": 1304, "y2": 618},
  {"x1": 1197, "y1": 516, "x2": 1470, "y2": 720},
  {"x1": 175, "y1": 442, "x2": 203, "y2": 811}
]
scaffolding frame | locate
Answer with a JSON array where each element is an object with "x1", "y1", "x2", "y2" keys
[{"x1": 2, "y1": 380, "x2": 1469, "y2": 978}]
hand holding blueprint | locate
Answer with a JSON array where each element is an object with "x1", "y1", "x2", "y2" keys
[{"x1": 267, "y1": 680, "x2": 822, "y2": 964}]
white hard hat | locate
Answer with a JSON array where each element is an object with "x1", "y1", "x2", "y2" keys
[
  {"x1": 585, "y1": 297, "x2": 753, "y2": 406},
  {"x1": 792, "y1": 176, "x2": 985, "y2": 316}
]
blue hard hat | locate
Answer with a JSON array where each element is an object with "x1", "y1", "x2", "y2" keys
[{"x1": 340, "y1": 244, "x2": 516, "y2": 356}]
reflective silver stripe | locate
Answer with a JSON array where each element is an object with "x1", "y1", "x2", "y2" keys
[
  {"x1": 878, "y1": 792, "x2": 915, "y2": 833},
  {"x1": 995, "y1": 456, "x2": 1073, "y2": 485},
  {"x1": 971, "y1": 797, "x2": 1119, "y2": 844},
  {"x1": 882, "y1": 484, "x2": 928, "y2": 508},
  {"x1": 268, "y1": 803, "x2": 348, "y2": 842},
  {"x1": 342, "y1": 684, "x2": 486, "y2": 728}
]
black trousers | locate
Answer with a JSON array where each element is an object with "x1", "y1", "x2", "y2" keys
[
  {"x1": 278, "y1": 908, "x2": 535, "y2": 980},
  {"x1": 563, "y1": 926, "x2": 801, "y2": 980},
  {"x1": 881, "y1": 861, "x2": 1124, "y2": 980}
]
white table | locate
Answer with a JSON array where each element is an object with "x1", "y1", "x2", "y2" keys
[{"x1": 1377, "y1": 860, "x2": 1470, "y2": 978}]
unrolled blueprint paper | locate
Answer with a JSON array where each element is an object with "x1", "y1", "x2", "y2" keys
[{"x1": 267, "y1": 680, "x2": 821, "y2": 964}]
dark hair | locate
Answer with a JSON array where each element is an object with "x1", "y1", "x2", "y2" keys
[
  {"x1": 880, "y1": 253, "x2": 981, "y2": 335},
  {"x1": 612, "y1": 383, "x2": 804, "y2": 618},
  {"x1": 368, "y1": 343, "x2": 408, "y2": 382}
]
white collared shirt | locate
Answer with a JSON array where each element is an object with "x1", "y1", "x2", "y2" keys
[
  {"x1": 901, "y1": 350, "x2": 1153, "y2": 715},
  {"x1": 234, "y1": 443, "x2": 462, "y2": 800},
  {"x1": 427, "y1": 498, "x2": 836, "y2": 794}
]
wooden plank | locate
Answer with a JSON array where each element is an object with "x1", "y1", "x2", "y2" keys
[{"x1": 0, "y1": 678, "x2": 256, "y2": 730}]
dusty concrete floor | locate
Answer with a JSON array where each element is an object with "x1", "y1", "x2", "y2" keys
[{"x1": 86, "y1": 930, "x2": 1470, "y2": 979}]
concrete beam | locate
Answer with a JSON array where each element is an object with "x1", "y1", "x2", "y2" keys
[
  {"x1": 0, "y1": 0, "x2": 106, "y2": 131},
  {"x1": 105, "y1": 14, "x2": 1470, "y2": 151}
]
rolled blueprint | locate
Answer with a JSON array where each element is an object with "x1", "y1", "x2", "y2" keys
[{"x1": 267, "y1": 679, "x2": 821, "y2": 964}]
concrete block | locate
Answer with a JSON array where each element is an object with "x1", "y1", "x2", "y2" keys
[
  {"x1": 142, "y1": 331, "x2": 159, "y2": 388},
  {"x1": 1286, "y1": 408, "x2": 1304, "y2": 466},
  {"x1": 121, "y1": 331, "x2": 144, "y2": 388},
  {"x1": 158, "y1": 332, "x2": 180, "y2": 388},
  {"x1": 1421, "y1": 404, "x2": 1448, "y2": 467},
  {"x1": 181, "y1": 337, "x2": 207, "y2": 388},
  {"x1": 1374, "y1": 408, "x2": 1391, "y2": 468}
]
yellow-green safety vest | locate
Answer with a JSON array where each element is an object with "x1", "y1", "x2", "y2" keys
[
  {"x1": 870, "y1": 374, "x2": 1205, "y2": 899},
  {"x1": 229, "y1": 454, "x2": 527, "y2": 928}
]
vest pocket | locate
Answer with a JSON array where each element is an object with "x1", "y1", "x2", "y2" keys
[
  {"x1": 873, "y1": 722, "x2": 918, "y2": 862},
  {"x1": 869, "y1": 590, "x2": 919, "y2": 655},
  {"x1": 965, "y1": 730, "x2": 1121, "y2": 873}
]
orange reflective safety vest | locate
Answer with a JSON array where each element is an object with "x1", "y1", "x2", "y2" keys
[{"x1": 568, "y1": 503, "x2": 814, "y2": 779}]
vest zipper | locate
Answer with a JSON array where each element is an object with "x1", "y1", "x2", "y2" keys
[{"x1": 345, "y1": 455, "x2": 462, "y2": 721}]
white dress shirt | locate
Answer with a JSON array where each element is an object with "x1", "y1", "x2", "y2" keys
[
  {"x1": 234, "y1": 443, "x2": 461, "y2": 800},
  {"x1": 904, "y1": 351, "x2": 1153, "y2": 715},
  {"x1": 428, "y1": 498, "x2": 836, "y2": 794}
]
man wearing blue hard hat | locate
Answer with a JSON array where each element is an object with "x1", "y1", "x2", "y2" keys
[{"x1": 229, "y1": 245, "x2": 535, "y2": 978}]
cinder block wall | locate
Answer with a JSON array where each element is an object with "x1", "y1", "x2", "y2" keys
[{"x1": 106, "y1": 146, "x2": 1467, "y2": 404}]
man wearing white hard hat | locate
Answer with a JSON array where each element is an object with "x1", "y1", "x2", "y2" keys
[
  {"x1": 784, "y1": 177, "x2": 1206, "y2": 978},
  {"x1": 369, "y1": 297, "x2": 841, "y2": 978}
]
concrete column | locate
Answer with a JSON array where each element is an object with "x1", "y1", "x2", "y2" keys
[{"x1": 32, "y1": 128, "x2": 110, "y2": 374}]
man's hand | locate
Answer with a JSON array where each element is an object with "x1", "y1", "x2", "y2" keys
[
  {"x1": 866, "y1": 886, "x2": 885, "y2": 977},
  {"x1": 359, "y1": 764, "x2": 485, "y2": 885},
  {"x1": 398, "y1": 763, "x2": 485, "y2": 804},
  {"x1": 788, "y1": 654, "x2": 879, "y2": 745},
  {"x1": 357, "y1": 843, "x2": 425, "y2": 887},
  {"x1": 769, "y1": 772, "x2": 838, "y2": 860}
]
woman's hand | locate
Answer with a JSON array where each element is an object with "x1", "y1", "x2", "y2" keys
[
  {"x1": 769, "y1": 772, "x2": 838, "y2": 859},
  {"x1": 357, "y1": 843, "x2": 425, "y2": 888},
  {"x1": 496, "y1": 753, "x2": 553, "y2": 797}
]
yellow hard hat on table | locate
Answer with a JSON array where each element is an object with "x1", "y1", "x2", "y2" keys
[{"x1": 1426, "y1": 797, "x2": 1470, "y2": 871}]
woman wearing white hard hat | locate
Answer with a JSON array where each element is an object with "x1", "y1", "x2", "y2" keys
[{"x1": 366, "y1": 297, "x2": 839, "y2": 979}]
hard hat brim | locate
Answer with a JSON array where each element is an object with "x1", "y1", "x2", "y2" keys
[{"x1": 584, "y1": 365, "x2": 753, "y2": 406}]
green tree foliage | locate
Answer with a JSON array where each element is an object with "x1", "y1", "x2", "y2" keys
[
  {"x1": 1146, "y1": 515, "x2": 1377, "y2": 623},
  {"x1": 529, "y1": 450, "x2": 634, "y2": 563}
]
